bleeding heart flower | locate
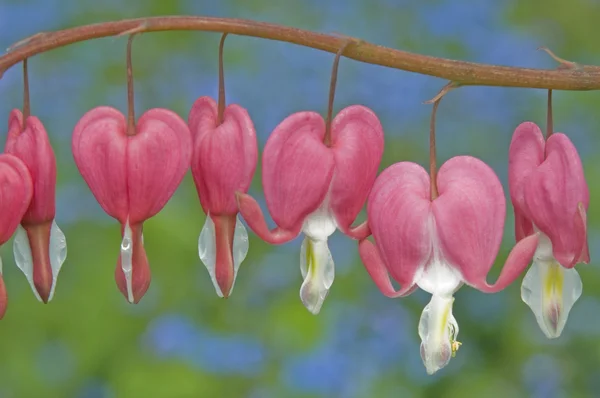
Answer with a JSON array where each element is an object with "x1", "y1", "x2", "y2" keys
[
  {"x1": 6, "y1": 109, "x2": 66, "y2": 303},
  {"x1": 188, "y1": 96, "x2": 257, "y2": 298},
  {"x1": 359, "y1": 156, "x2": 539, "y2": 374},
  {"x1": 237, "y1": 105, "x2": 383, "y2": 314},
  {"x1": 0, "y1": 153, "x2": 34, "y2": 318},
  {"x1": 72, "y1": 106, "x2": 192, "y2": 303},
  {"x1": 508, "y1": 122, "x2": 589, "y2": 338}
]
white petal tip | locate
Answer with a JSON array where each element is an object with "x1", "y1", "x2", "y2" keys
[
  {"x1": 198, "y1": 215, "x2": 249, "y2": 298},
  {"x1": 418, "y1": 294, "x2": 459, "y2": 375},
  {"x1": 299, "y1": 238, "x2": 334, "y2": 314},
  {"x1": 120, "y1": 221, "x2": 134, "y2": 304},
  {"x1": 13, "y1": 221, "x2": 67, "y2": 303},
  {"x1": 521, "y1": 259, "x2": 582, "y2": 339},
  {"x1": 299, "y1": 281, "x2": 329, "y2": 315}
]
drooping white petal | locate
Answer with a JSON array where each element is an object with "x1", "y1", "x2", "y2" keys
[
  {"x1": 13, "y1": 225, "x2": 37, "y2": 300},
  {"x1": 298, "y1": 199, "x2": 337, "y2": 315},
  {"x1": 418, "y1": 294, "x2": 460, "y2": 375},
  {"x1": 48, "y1": 221, "x2": 67, "y2": 301},
  {"x1": 120, "y1": 220, "x2": 134, "y2": 304},
  {"x1": 299, "y1": 237, "x2": 334, "y2": 315},
  {"x1": 13, "y1": 220, "x2": 67, "y2": 302},
  {"x1": 521, "y1": 258, "x2": 582, "y2": 339},
  {"x1": 198, "y1": 215, "x2": 249, "y2": 297}
]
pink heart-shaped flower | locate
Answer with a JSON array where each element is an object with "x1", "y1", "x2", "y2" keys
[
  {"x1": 72, "y1": 106, "x2": 192, "y2": 224},
  {"x1": 6, "y1": 109, "x2": 60, "y2": 303},
  {"x1": 72, "y1": 106, "x2": 192, "y2": 302}
]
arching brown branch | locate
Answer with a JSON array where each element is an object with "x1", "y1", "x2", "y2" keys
[{"x1": 1, "y1": 16, "x2": 600, "y2": 90}]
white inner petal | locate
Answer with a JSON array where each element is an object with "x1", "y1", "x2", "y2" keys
[
  {"x1": 120, "y1": 220, "x2": 134, "y2": 304},
  {"x1": 415, "y1": 217, "x2": 463, "y2": 296},
  {"x1": 198, "y1": 214, "x2": 249, "y2": 297},
  {"x1": 12, "y1": 220, "x2": 67, "y2": 302},
  {"x1": 301, "y1": 196, "x2": 337, "y2": 241},
  {"x1": 48, "y1": 221, "x2": 67, "y2": 301},
  {"x1": 299, "y1": 237, "x2": 334, "y2": 315},
  {"x1": 418, "y1": 294, "x2": 460, "y2": 375},
  {"x1": 298, "y1": 197, "x2": 337, "y2": 315},
  {"x1": 533, "y1": 227, "x2": 554, "y2": 262},
  {"x1": 521, "y1": 257, "x2": 582, "y2": 339},
  {"x1": 13, "y1": 225, "x2": 37, "y2": 300}
]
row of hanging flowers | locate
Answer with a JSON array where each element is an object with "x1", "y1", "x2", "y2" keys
[{"x1": 0, "y1": 33, "x2": 590, "y2": 374}]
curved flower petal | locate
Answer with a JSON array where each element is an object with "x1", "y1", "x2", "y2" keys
[
  {"x1": 72, "y1": 107, "x2": 128, "y2": 223},
  {"x1": 0, "y1": 154, "x2": 34, "y2": 245},
  {"x1": 236, "y1": 192, "x2": 300, "y2": 244},
  {"x1": 188, "y1": 97, "x2": 257, "y2": 214},
  {"x1": 366, "y1": 162, "x2": 432, "y2": 289},
  {"x1": 329, "y1": 105, "x2": 384, "y2": 239},
  {"x1": 262, "y1": 112, "x2": 335, "y2": 232},
  {"x1": 574, "y1": 202, "x2": 590, "y2": 264},
  {"x1": 0, "y1": 268, "x2": 6, "y2": 320},
  {"x1": 434, "y1": 156, "x2": 534, "y2": 291},
  {"x1": 514, "y1": 208, "x2": 534, "y2": 244},
  {"x1": 473, "y1": 233, "x2": 539, "y2": 293},
  {"x1": 358, "y1": 239, "x2": 417, "y2": 297},
  {"x1": 127, "y1": 108, "x2": 192, "y2": 224},
  {"x1": 524, "y1": 133, "x2": 589, "y2": 268},
  {"x1": 5, "y1": 109, "x2": 57, "y2": 224},
  {"x1": 508, "y1": 121, "x2": 545, "y2": 236}
]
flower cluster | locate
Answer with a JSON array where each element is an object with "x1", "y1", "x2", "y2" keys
[{"x1": 0, "y1": 37, "x2": 590, "y2": 375}]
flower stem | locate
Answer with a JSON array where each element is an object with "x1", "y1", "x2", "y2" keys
[
  {"x1": 22, "y1": 58, "x2": 30, "y2": 121},
  {"x1": 323, "y1": 40, "x2": 352, "y2": 147},
  {"x1": 126, "y1": 34, "x2": 138, "y2": 136},
  {"x1": 546, "y1": 89, "x2": 553, "y2": 140},
  {"x1": 429, "y1": 99, "x2": 442, "y2": 200},
  {"x1": 217, "y1": 33, "x2": 228, "y2": 125}
]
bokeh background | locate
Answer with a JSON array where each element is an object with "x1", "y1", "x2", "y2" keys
[{"x1": 1, "y1": 1, "x2": 600, "y2": 397}]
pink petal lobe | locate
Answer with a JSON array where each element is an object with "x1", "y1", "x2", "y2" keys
[
  {"x1": 115, "y1": 222, "x2": 150, "y2": 303},
  {"x1": 6, "y1": 109, "x2": 23, "y2": 143},
  {"x1": 514, "y1": 208, "x2": 534, "y2": 243},
  {"x1": 211, "y1": 214, "x2": 237, "y2": 297},
  {"x1": 366, "y1": 162, "x2": 432, "y2": 289},
  {"x1": 574, "y1": 202, "x2": 590, "y2": 265},
  {"x1": 188, "y1": 97, "x2": 258, "y2": 215},
  {"x1": 0, "y1": 153, "x2": 33, "y2": 244},
  {"x1": 433, "y1": 156, "x2": 510, "y2": 288},
  {"x1": 5, "y1": 112, "x2": 57, "y2": 224},
  {"x1": 358, "y1": 239, "x2": 416, "y2": 297},
  {"x1": 72, "y1": 106, "x2": 128, "y2": 223},
  {"x1": 235, "y1": 192, "x2": 299, "y2": 244},
  {"x1": 508, "y1": 122, "x2": 545, "y2": 225},
  {"x1": 329, "y1": 105, "x2": 384, "y2": 239},
  {"x1": 0, "y1": 275, "x2": 6, "y2": 320},
  {"x1": 262, "y1": 112, "x2": 334, "y2": 231},
  {"x1": 344, "y1": 221, "x2": 371, "y2": 240},
  {"x1": 127, "y1": 108, "x2": 192, "y2": 224},
  {"x1": 472, "y1": 233, "x2": 539, "y2": 293},
  {"x1": 523, "y1": 133, "x2": 589, "y2": 268},
  {"x1": 23, "y1": 222, "x2": 53, "y2": 303}
]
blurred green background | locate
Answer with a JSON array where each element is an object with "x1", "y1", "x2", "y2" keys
[{"x1": 1, "y1": 0, "x2": 600, "y2": 397}]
